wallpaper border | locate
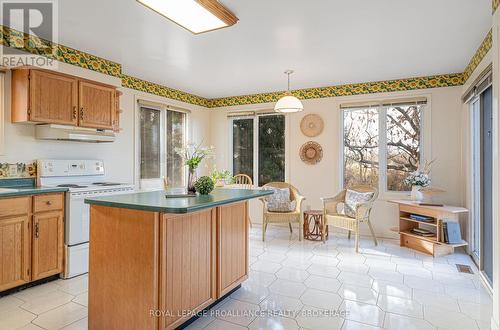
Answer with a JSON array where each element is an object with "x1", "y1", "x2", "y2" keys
[
  {"x1": 0, "y1": 24, "x2": 490, "y2": 108},
  {"x1": 463, "y1": 29, "x2": 493, "y2": 83}
]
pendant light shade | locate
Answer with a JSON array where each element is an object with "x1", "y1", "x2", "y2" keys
[{"x1": 274, "y1": 70, "x2": 303, "y2": 113}]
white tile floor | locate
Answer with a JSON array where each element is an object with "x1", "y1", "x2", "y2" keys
[{"x1": 0, "y1": 224, "x2": 492, "y2": 330}]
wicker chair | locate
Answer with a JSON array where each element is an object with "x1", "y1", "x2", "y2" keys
[
  {"x1": 260, "y1": 182, "x2": 305, "y2": 241},
  {"x1": 321, "y1": 185, "x2": 378, "y2": 252},
  {"x1": 233, "y1": 174, "x2": 254, "y2": 227}
]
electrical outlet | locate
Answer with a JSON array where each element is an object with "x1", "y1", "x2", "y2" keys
[{"x1": 8, "y1": 164, "x2": 18, "y2": 177}]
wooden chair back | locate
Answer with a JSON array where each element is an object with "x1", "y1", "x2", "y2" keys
[{"x1": 233, "y1": 174, "x2": 253, "y2": 189}]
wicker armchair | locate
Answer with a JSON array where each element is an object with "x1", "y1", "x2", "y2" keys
[
  {"x1": 260, "y1": 182, "x2": 305, "y2": 241},
  {"x1": 321, "y1": 185, "x2": 378, "y2": 252}
]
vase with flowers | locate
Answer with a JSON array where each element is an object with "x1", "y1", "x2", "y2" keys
[
  {"x1": 175, "y1": 142, "x2": 215, "y2": 193},
  {"x1": 404, "y1": 160, "x2": 434, "y2": 201}
]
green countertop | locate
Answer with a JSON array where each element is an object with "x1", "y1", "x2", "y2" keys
[
  {"x1": 0, "y1": 178, "x2": 68, "y2": 197},
  {"x1": 84, "y1": 188, "x2": 273, "y2": 213}
]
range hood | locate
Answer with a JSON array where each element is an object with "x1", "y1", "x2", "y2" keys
[{"x1": 35, "y1": 124, "x2": 115, "y2": 143}]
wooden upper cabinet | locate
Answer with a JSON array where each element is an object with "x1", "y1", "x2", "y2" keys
[
  {"x1": 32, "y1": 211, "x2": 64, "y2": 281},
  {"x1": 11, "y1": 68, "x2": 118, "y2": 130},
  {"x1": 29, "y1": 70, "x2": 78, "y2": 125},
  {"x1": 78, "y1": 81, "x2": 116, "y2": 130}
]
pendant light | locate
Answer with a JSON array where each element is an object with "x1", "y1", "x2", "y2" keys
[{"x1": 274, "y1": 70, "x2": 304, "y2": 113}]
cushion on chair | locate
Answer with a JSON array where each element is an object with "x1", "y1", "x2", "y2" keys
[
  {"x1": 263, "y1": 187, "x2": 297, "y2": 212},
  {"x1": 344, "y1": 189, "x2": 374, "y2": 218}
]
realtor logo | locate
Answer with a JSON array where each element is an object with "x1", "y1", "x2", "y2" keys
[{"x1": 0, "y1": 0, "x2": 58, "y2": 68}]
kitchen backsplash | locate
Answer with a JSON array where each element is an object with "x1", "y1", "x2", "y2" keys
[{"x1": 0, "y1": 162, "x2": 37, "y2": 178}]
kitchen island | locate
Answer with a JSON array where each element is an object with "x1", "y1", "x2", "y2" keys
[{"x1": 85, "y1": 188, "x2": 272, "y2": 330}]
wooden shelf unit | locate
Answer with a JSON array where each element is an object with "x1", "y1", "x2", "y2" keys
[{"x1": 390, "y1": 200, "x2": 468, "y2": 257}]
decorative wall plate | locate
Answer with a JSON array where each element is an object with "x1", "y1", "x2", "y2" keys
[
  {"x1": 300, "y1": 141, "x2": 323, "y2": 165},
  {"x1": 300, "y1": 114, "x2": 324, "y2": 137}
]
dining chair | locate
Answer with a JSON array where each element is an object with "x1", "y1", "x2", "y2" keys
[
  {"x1": 233, "y1": 174, "x2": 254, "y2": 227},
  {"x1": 321, "y1": 185, "x2": 378, "y2": 252},
  {"x1": 260, "y1": 182, "x2": 305, "y2": 241}
]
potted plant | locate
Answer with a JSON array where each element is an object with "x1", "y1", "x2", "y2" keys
[
  {"x1": 210, "y1": 168, "x2": 232, "y2": 187},
  {"x1": 175, "y1": 142, "x2": 215, "y2": 193},
  {"x1": 404, "y1": 160, "x2": 434, "y2": 201},
  {"x1": 194, "y1": 176, "x2": 215, "y2": 195}
]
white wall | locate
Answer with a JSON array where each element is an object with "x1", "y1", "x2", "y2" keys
[
  {"x1": 211, "y1": 87, "x2": 464, "y2": 238},
  {"x1": 0, "y1": 63, "x2": 212, "y2": 184}
]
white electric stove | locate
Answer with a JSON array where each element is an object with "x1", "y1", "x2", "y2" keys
[{"x1": 38, "y1": 159, "x2": 134, "y2": 278}]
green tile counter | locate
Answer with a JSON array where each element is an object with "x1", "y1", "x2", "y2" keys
[
  {"x1": 86, "y1": 188, "x2": 272, "y2": 329},
  {"x1": 0, "y1": 178, "x2": 68, "y2": 197},
  {"x1": 84, "y1": 188, "x2": 272, "y2": 213}
]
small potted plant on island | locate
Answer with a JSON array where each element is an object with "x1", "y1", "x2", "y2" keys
[
  {"x1": 404, "y1": 160, "x2": 434, "y2": 201},
  {"x1": 194, "y1": 176, "x2": 215, "y2": 195},
  {"x1": 175, "y1": 142, "x2": 214, "y2": 193}
]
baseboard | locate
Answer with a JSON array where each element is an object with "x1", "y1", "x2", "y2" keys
[{"x1": 492, "y1": 317, "x2": 499, "y2": 330}]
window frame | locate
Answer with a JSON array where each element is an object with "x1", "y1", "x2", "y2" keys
[
  {"x1": 340, "y1": 95, "x2": 432, "y2": 197},
  {"x1": 135, "y1": 99, "x2": 189, "y2": 190},
  {"x1": 228, "y1": 112, "x2": 289, "y2": 187}
]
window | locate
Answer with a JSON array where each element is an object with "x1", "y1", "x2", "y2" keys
[
  {"x1": 343, "y1": 101, "x2": 424, "y2": 192},
  {"x1": 231, "y1": 114, "x2": 286, "y2": 186},
  {"x1": 139, "y1": 105, "x2": 187, "y2": 188}
]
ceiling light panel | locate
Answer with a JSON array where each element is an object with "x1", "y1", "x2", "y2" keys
[{"x1": 137, "y1": 0, "x2": 237, "y2": 34}]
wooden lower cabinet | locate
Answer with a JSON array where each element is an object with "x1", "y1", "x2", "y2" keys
[
  {"x1": 0, "y1": 215, "x2": 30, "y2": 291},
  {"x1": 217, "y1": 202, "x2": 248, "y2": 297},
  {"x1": 159, "y1": 209, "x2": 217, "y2": 329},
  {"x1": 32, "y1": 211, "x2": 64, "y2": 280},
  {"x1": 0, "y1": 193, "x2": 65, "y2": 293}
]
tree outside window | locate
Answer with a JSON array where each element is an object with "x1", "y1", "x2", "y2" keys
[{"x1": 343, "y1": 103, "x2": 423, "y2": 192}]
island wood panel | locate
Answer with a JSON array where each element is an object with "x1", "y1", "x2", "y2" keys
[
  {"x1": 32, "y1": 211, "x2": 64, "y2": 280},
  {"x1": 88, "y1": 206, "x2": 160, "y2": 330},
  {"x1": 217, "y1": 201, "x2": 248, "y2": 297},
  {"x1": 0, "y1": 215, "x2": 30, "y2": 291},
  {"x1": 160, "y1": 209, "x2": 216, "y2": 329}
]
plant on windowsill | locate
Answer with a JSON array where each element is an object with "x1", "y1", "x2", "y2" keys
[
  {"x1": 404, "y1": 159, "x2": 434, "y2": 201},
  {"x1": 210, "y1": 168, "x2": 232, "y2": 187},
  {"x1": 175, "y1": 142, "x2": 215, "y2": 193}
]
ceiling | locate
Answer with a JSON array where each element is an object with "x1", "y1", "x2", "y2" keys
[{"x1": 55, "y1": 0, "x2": 491, "y2": 98}]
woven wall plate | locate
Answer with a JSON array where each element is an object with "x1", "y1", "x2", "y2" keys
[
  {"x1": 300, "y1": 141, "x2": 323, "y2": 165},
  {"x1": 300, "y1": 114, "x2": 324, "y2": 137}
]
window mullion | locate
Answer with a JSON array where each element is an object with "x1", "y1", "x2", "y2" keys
[
  {"x1": 253, "y1": 116, "x2": 259, "y2": 186},
  {"x1": 379, "y1": 106, "x2": 388, "y2": 193}
]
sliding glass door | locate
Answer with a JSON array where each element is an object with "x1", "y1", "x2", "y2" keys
[{"x1": 470, "y1": 86, "x2": 493, "y2": 284}]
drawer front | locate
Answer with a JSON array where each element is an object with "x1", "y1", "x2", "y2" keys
[
  {"x1": 401, "y1": 234, "x2": 434, "y2": 256},
  {"x1": 34, "y1": 193, "x2": 64, "y2": 213},
  {"x1": 0, "y1": 197, "x2": 30, "y2": 218}
]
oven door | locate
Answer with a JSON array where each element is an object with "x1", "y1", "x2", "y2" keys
[{"x1": 67, "y1": 192, "x2": 90, "y2": 246}]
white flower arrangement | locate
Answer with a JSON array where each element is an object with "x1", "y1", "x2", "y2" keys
[{"x1": 404, "y1": 159, "x2": 435, "y2": 187}]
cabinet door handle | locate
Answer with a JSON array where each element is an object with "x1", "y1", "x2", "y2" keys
[
  {"x1": 80, "y1": 107, "x2": 84, "y2": 121},
  {"x1": 35, "y1": 223, "x2": 39, "y2": 238},
  {"x1": 46, "y1": 200, "x2": 52, "y2": 206},
  {"x1": 73, "y1": 106, "x2": 77, "y2": 119}
]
